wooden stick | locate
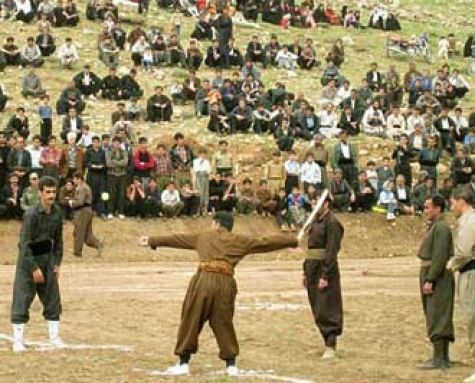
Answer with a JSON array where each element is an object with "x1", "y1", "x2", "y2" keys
[{"x1": 297, "y1": 189, "x2": 329, "y2": 242}]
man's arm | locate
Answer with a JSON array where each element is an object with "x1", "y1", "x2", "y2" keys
[
  {"x1": 148, "y1": 232, "x2": 199, "y2": 250},
  {"x1": 53, "y1": 209, "x2": 63, "y2": 267},
  {"x1": 321, "y1": 219, "x2": 343, "y2": 279},
  {"x1": 231, "y1": 234, "x2": 298, "y2": 257},
  {"x1": 20, "y1": 209, "x2": 39, "y2": 273},
  {"x1": 448, "y1": 216, "x2": 475, "y2": 272},
  {"x1": 426, "y1": 223, "x2": 453, "y2": 282}
]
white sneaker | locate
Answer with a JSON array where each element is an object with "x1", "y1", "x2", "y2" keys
[
  {"x1": 118, "y1": 214, "x2": 125, "y2": 220},
  {"x1": 107, "y1": 214, "x2": 114, "y2": 219},
  {"x1": 13, "y1": 341, "x2": 26, "y2": 352},
  {"x1": 89, "y1": 95, "x2": 97, "y2": 101},
  {"x1": 386, "y1": 213, "x2": 396, "y2": 221},
  {"x1": 321, "y1": 347, "x2": 336, "y2": 359},
  {"x1": 163, "y1": 363, "x2": 189, "y2": 375},
  {"x1": 465, "y1": 374, "x2": 475, "y2": 383},
  {"x1": 225, "y1": 365, "x2": 239, "y2": 376}
]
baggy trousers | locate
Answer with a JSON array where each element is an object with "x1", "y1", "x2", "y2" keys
[
  {"x1": 304, "y1": 259, "x2": 343, "y2": 348},
  {"x1": 458, "y1": 269, "x2": 475, "y2": 350},
  {"x1": 11, "y1": 255, "x2": 61, "y2": 324},
  {"x1": 73, "y1": 207, "x2": 100, "y2": 255},
  {"x1": 175, "y1": 270, "x2": 239, "y2": 360}
]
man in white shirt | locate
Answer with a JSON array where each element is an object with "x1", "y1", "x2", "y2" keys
[
  {"x1": 317, "y1": 103, "x2": 339, "y2": 138},
  {"x1": 14, "y1": 0, "x2": 34, "y2": 23},
  {"x1": 362, "y1": 100, "x2": 386, "y2": 137},
  {"x1": 407, "y1": 108, "x2": 425, "y2": 133},
  {"x1": 275, "y1": 46, "x2": 298, "y2": 71},
  {"x1": 161, "y1": 181, "x2": 184, "y2": 218},
  {"x1": 77, "y1": 125, "x2": 96, "y2": 148},
  {"x1": 27, "y1": 135, "x2": 43, "y2": 174},
  {"x1": 386, "y1": 105, "x2": 406, "y2": 141},
  {"x1": 453, "y1": 107, "x2": 469, "y2": 142},
  {"x1": 300, "y1": 153, "x2": 322, "y2": 193},
  {"x1": 58, "y1": 37, "x2": 79, "y2": 69}
]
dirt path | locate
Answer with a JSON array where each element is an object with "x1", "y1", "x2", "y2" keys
[{"x1": 0, "y1": 258, "x2": 473, "y2": 383}]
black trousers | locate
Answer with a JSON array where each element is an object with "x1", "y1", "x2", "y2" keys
[
  {"x1": 11, "y1": 257, "x2": 62, "y2": 324},
  {"x1": 303, "y1": 258, "x2": 343, "y2": 348},
  {"x1": 107, "y1": 174, "x2": 127, "y2": 215},
  {"x1": 86, "y1": 171, "x2": 106, "y2": 215},
  {"x1": 40, "y1": 118, "x2": 52, "y2": 145}
]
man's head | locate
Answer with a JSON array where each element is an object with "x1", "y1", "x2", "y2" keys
[
  {"x1": 73, "y1": 172, "x2": 84, "y2": 186},
  {"x1": 92, "y1": 136, "x2": 101, "y2": 149},
  {"x1": 29, "y1": 172, "x2": 39, "y2": 187},
  {"x1": 16, "y1": 136, "x2": 25, "y2": 151},
  {"x1": 424, "y1": 194, "x2": 446, "y2": 221},
  {"x1": 38, "y1": 176, "x2": 58, "y2": 208},
  {"x1": 138, "y1": 136, "x2": 148, "y2": 151},
  {"x1": 166, "y1": 181, "x2": 176, "y2": 191},
  {"x1": 174, "y1": 132, "x2": 185, "y2": 145},
  {"x1": 358, "y1": 170, "x2": 367, "y2": 182},
  {"x1": 451, "y1": 187, "x2": 474, "y2": 218}
]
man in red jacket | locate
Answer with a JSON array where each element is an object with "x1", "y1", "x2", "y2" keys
[{"x1": 132, "y1": 137, "x2": 156, "y2": 186}]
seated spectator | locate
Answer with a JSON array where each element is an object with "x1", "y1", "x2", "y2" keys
[
  {"x1": 37, "y1": 0, "x2": 55, "y2": 22},
  {"x1": 0, "y1": 83, "x2": 7, "y2": 112},
  {"x1": 241, "y1": 59, "x2": 261, "y2": 81},
  {"x1": 413, "y1": 175, "x2": 436, "y2": 213},
  {"x1": 376, "y1": 157, "x2": 394, "y2": 192},
  {"x1": 448, "y1": 69, "x2": 470, "y2": 99},
  {"x1": 146, "y1": 86, "x2": 173, "y2": 122},
  {"x1": 386, "y1": 106, "x2": 406, "y2": 141},
  {"x1": 220, "y1": 173, "x2": 237, "y2": 212},
  {"x1": 40, "y1": 135, "x2": 62, "y2": 180},
  {"x1": 62, "y1": 0, "x2": 79, "y2": 26},
  {"x1": 263, "y1": 34, "x2": 280, "y2": 68},
  {"x1": 120, "y1": 69, "x2": 143, "y2": 100},
  {"x1": 275, "y1": 45, "x2": 298, "y2": 71},
  {"x1": 317, "y1": 103, "x2": 339, "y2": 138},
  {"x1": 180, "y1": 181, "x2": 200, "y2": 216},
  {"x1": 130, "y1": 35, "x2": 149, "y2": 67},
  {"x1": 222, "y1": 38, "x2": 243, "y2": 69},
  {"x1": 58, "y1": 178, "x2": 75, "y2": 219},
  {"x1": 451, "y1": 147, "x2": 474, "y2": 186},
  {"x1": 13, "y1": 0, "x2": 34, "y2": 23},
  {"x1": 20, "y1": 172, "x2": 40, "y2": 210},
  {"x1": 167, "y1": 34, "x2": 187, "y2": 67},
  {"x1": 298, "y1": 43, "x2": 317, "y2": 70},
  {"x1": 126, "y1": 176, "x2": 146, "y2": 218},
  {"x1": 453, "y1": 107, "x2": 469, "y2": 142},
  {"x1": 256, "y1": 179, "x2": 277, "y2": 217},
  {"x1": 185, "y1": 39, "x2": 203, "y2": 70},
  {"x1": 230, "y1": 98, "x2": 252, "y2": 133},
  {"x1": 56, "y1": 81, "x2": 85, "y2": 115},
  {"x1": 287, "y1": 185, "x2": 305, "y2": 231},
  {"x1": 102, "y1": 67, "x2": 122, "y2": 100},
  {"x1": 329, "y1": 168, "x2": 355, "y2": 212},
  {"x1": 205, "y1": 39, "x2": 223, "y2": 68},
  {"x1": 21, "y1": 68, "x2": 46, "y2": 98},
  {"x1": 1, "y1": 37, "x2": 21, "y2": 66},
  {"x1": 236, "y1": 178, "x2": 256, "y2": 215},
  {"x1": 362, "y1": 100, "x2": 386, "y2": 137},
  {"x1": 376, "y1": 180, "x2": 397, "y2": 220},
  {"x1": 161, "y1": 181, "x2": 184, "y2": 218},
  {"x1": 394, "y1": 174, "x2": 414, "y2": 215},
  {"x1": 0, "y1": 173, "x2": 23, "y2": 219},
  {"x1": 99, "y1": 36, "x2": 119, "y2": 68},
  {"x1": 352, "y1": 170, "x2": 375, "y2": 212},
  {"x1": 61, "y1": 107, "x2": 83, "y2": 141},
  {"x1": 409, "y1": 123, "x2": 427, "y2": 156},
  {"x1": 6, "y1": 107, "x2": 30, "y2": 139},
  {"x1": 208, "y1": 173, "x2": 225, "y2": 213},
  {"x1": 174, "y1": 70, "x2": 201, "y2": 105},
  {"x1": 74, "y1": 64, "x2": 101, "y2": 100},
  {"x1": 245, "y1": 34, "x2": 264, "y2": 66},
  {"x1": 320, "y1": 79, "x2": 339, "y2": 106},
  {"x1": 338, "y1": 105, "x2": 359, "y2": 136},
  {"x1": 143, "y1": 177, "x2": 161, "y2": 217},
  {"x1": 36, "y1": 27, "x2": 56, "y2": 57},
  {"x1": 191, "y1": 13, "x2": 212, "y2": 40},
  {"x1": 58, "y1": 37, "x2": 79, "y2": 69},
  {"x1": 366, "y1": 62, "x2": 383, "y2": 92},
  {"x1": 20, "y1": 37, "x2": 44, "y2": 67},
  {"x1": 326, "y1": 39, "x2": 345, "y2": 68}
]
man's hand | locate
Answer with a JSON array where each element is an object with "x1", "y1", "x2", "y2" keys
[
  {"x1": 422, "y1": 282, "x2": 433, "y2": 295},
  {"x1": 53, "y1": 265, "x2": 60, "y2": 278},
  {"x1": 318, "y1": 278, "x2": 329, "y2": 290},
  {"x1": 139, "y1": 236, "x2": 149, "y2": 246},
  {"x1": 32, "y1": 268, "x2": 45, "y2": 284}
]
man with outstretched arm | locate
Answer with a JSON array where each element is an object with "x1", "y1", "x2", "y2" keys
[
  {"x1": 10, "y1": 176, "x2": 64, "y2": 352},
  {"x1": 139, "y1": 211, "x2": 298, "y2": 376}
]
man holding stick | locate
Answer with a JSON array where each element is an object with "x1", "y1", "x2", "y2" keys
[
  {"x1": 139, "y1": 211, "x2": 298, "y2": 375},
  {"x1": 447, "y1": 188, "x2": 475, "y2": 382},
  {"x1": 299, "y1": 190, "x2": 345, "y2": 359}
]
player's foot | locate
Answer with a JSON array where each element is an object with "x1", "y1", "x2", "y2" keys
[
  {"x1": 464, "y1": 373, "x2": 475, "y2": 382},
  {"x1": 163, "y1": 363, "x2": 190, "y2": 375},
  {"x1": 97, "y1": 241, "x2": 104, "y2": 257},
  {"x1": 12, "y1": 341, "x2": 26, "y2": 352},
  {"x1": 107, "y1": 214, "x2": 114, "y2": 219},
  {"x1": 118, "y1": 214, "x2": 125, "y2": 220},
  {"x1": 321, "y1": 347, "x2": 336, "y2": 359},
  {"x1": 225, "y1": 365, "x2": 239, "y2": 376}
]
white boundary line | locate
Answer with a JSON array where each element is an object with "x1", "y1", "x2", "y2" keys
[{"x1": 0, "y1": 333, "x2": 132, "y2": 352}]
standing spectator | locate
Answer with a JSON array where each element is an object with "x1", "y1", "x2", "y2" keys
[
  {"x1": 169, "y1": 132, "x2": 194, "y2": 187},
  {"x1": 38, "y1": 95, "x2": 53, "y2": 145},
  {"x1": 192, "y1": 148, "x2": 210, "y2": 215},
  {"x1": 392, "y1": 134, "x2": 413, "y2": 188},
  {"x1": 27, "y1": 135, "x2": 43, "y2": 175},
  {"x1": 153, "y1": 144, "x2": 173, "y2": 190},
  {"x1": 59, "y1": 132, "x2": 84, "y2": 181},
  {"x1": 160, "y1": 181, "x2": 184, "y2": 218},
  {"x1": 40, "y1": 135, "x2": 61, "y2": 180},
  {"x1": 300, "y1": 153, "x2": 322, "y2": 193},
  {"x1": 106, "y1": 136, "x2": 128, "y2": 219},
  {"x1": 85, "y1": 136, "x2": 106, "y2": 217},
  {"x1": 132, "y1": 137, "x2": 156, "y2": 186},
  {"x1": 58, "y1": 178, "x2": 75, "y2": 219},
  {"x1": 211, "y1": 139, "x2": 233, "y2": 176},
  {"x1": 332, "y1": 130, "x2": 358, "y2": 186},
  {"x1": 419, "y1": 135, "x2": 441, "y2": 183},
  {"x1": 376, "y1": 157, "x2": 394, "y2": 192},
  {"x1": 58, "y1": 37, "x2": 79, "y2": 69},
  {"x1": 20, "y1": 37, "x2": 44, "y2": 67}
]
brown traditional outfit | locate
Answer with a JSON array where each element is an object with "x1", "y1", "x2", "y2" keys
[
  {"x1": 148, "y1": 229, "x2": 297, "y2": 362},
  {"x1": 304, "y1": 211, "x2": 344, "y2": 349},
  {"x1": 71, "y1": 181, "x2": 101, "y2": 256}
]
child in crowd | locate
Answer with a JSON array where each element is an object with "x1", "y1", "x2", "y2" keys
[
  {"x1": 377, "y1": 180, "x2": 397, "y2": 221},
  {"x1": 38, "y1": 94, "x2": 52, "y2": 145}
]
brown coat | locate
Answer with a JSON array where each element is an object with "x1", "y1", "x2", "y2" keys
[
  {"x1": 60, "y1": 145, "x2": 84, "y2": 179},
  {"x1": 149, "y1": 228, "x2": 297, "y2": 267}
]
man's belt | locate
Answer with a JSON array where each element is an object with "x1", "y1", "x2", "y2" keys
[
  {"x1": 73, "y1": 203, "x2": 91, "y2": 211},
  {"x1": 307, "y1": 248, "x2": 326, "y2": 260},
  {"x1": 460, "y1": 259, "x2": 475, "y2": 274},
  {"x1": 420, "y1": 259, "x2": 432, "y2": 267},
  {"x1": 198, "y1": 260, "x2": 234, "y2": 276}
]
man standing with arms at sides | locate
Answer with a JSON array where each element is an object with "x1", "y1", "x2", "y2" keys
[
  {"x1": 447, "y1": 188, "x2": 475, "y2": 382},
  {"x1": 417, "y1": 195, "x2": 455, "y2": 370},
  {"x1": 303, "y1": 195, "x2": 344, "y2": 359},
  {"x1": 139, "y1": 212, "x2": 298, "y2": 376},
  {"x1": 70, "y1": 173, "x2": 103, "y2": 258},
  {"x1": 11, "y1": 176, "x2": 64, "y2": 352}
]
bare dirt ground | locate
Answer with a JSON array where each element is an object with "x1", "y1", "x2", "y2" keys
[{"x1": 0, "y1": 215, "x2": 473, "y2": 383}]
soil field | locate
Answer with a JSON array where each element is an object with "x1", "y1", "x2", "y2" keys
[{"x1": 0, "y1": 215, "x2": 473, "y2": 383}]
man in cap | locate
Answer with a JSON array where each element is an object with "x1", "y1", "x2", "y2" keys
[{"x1": 139, "y1": 212, "x2": 298, "y2": 376}]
